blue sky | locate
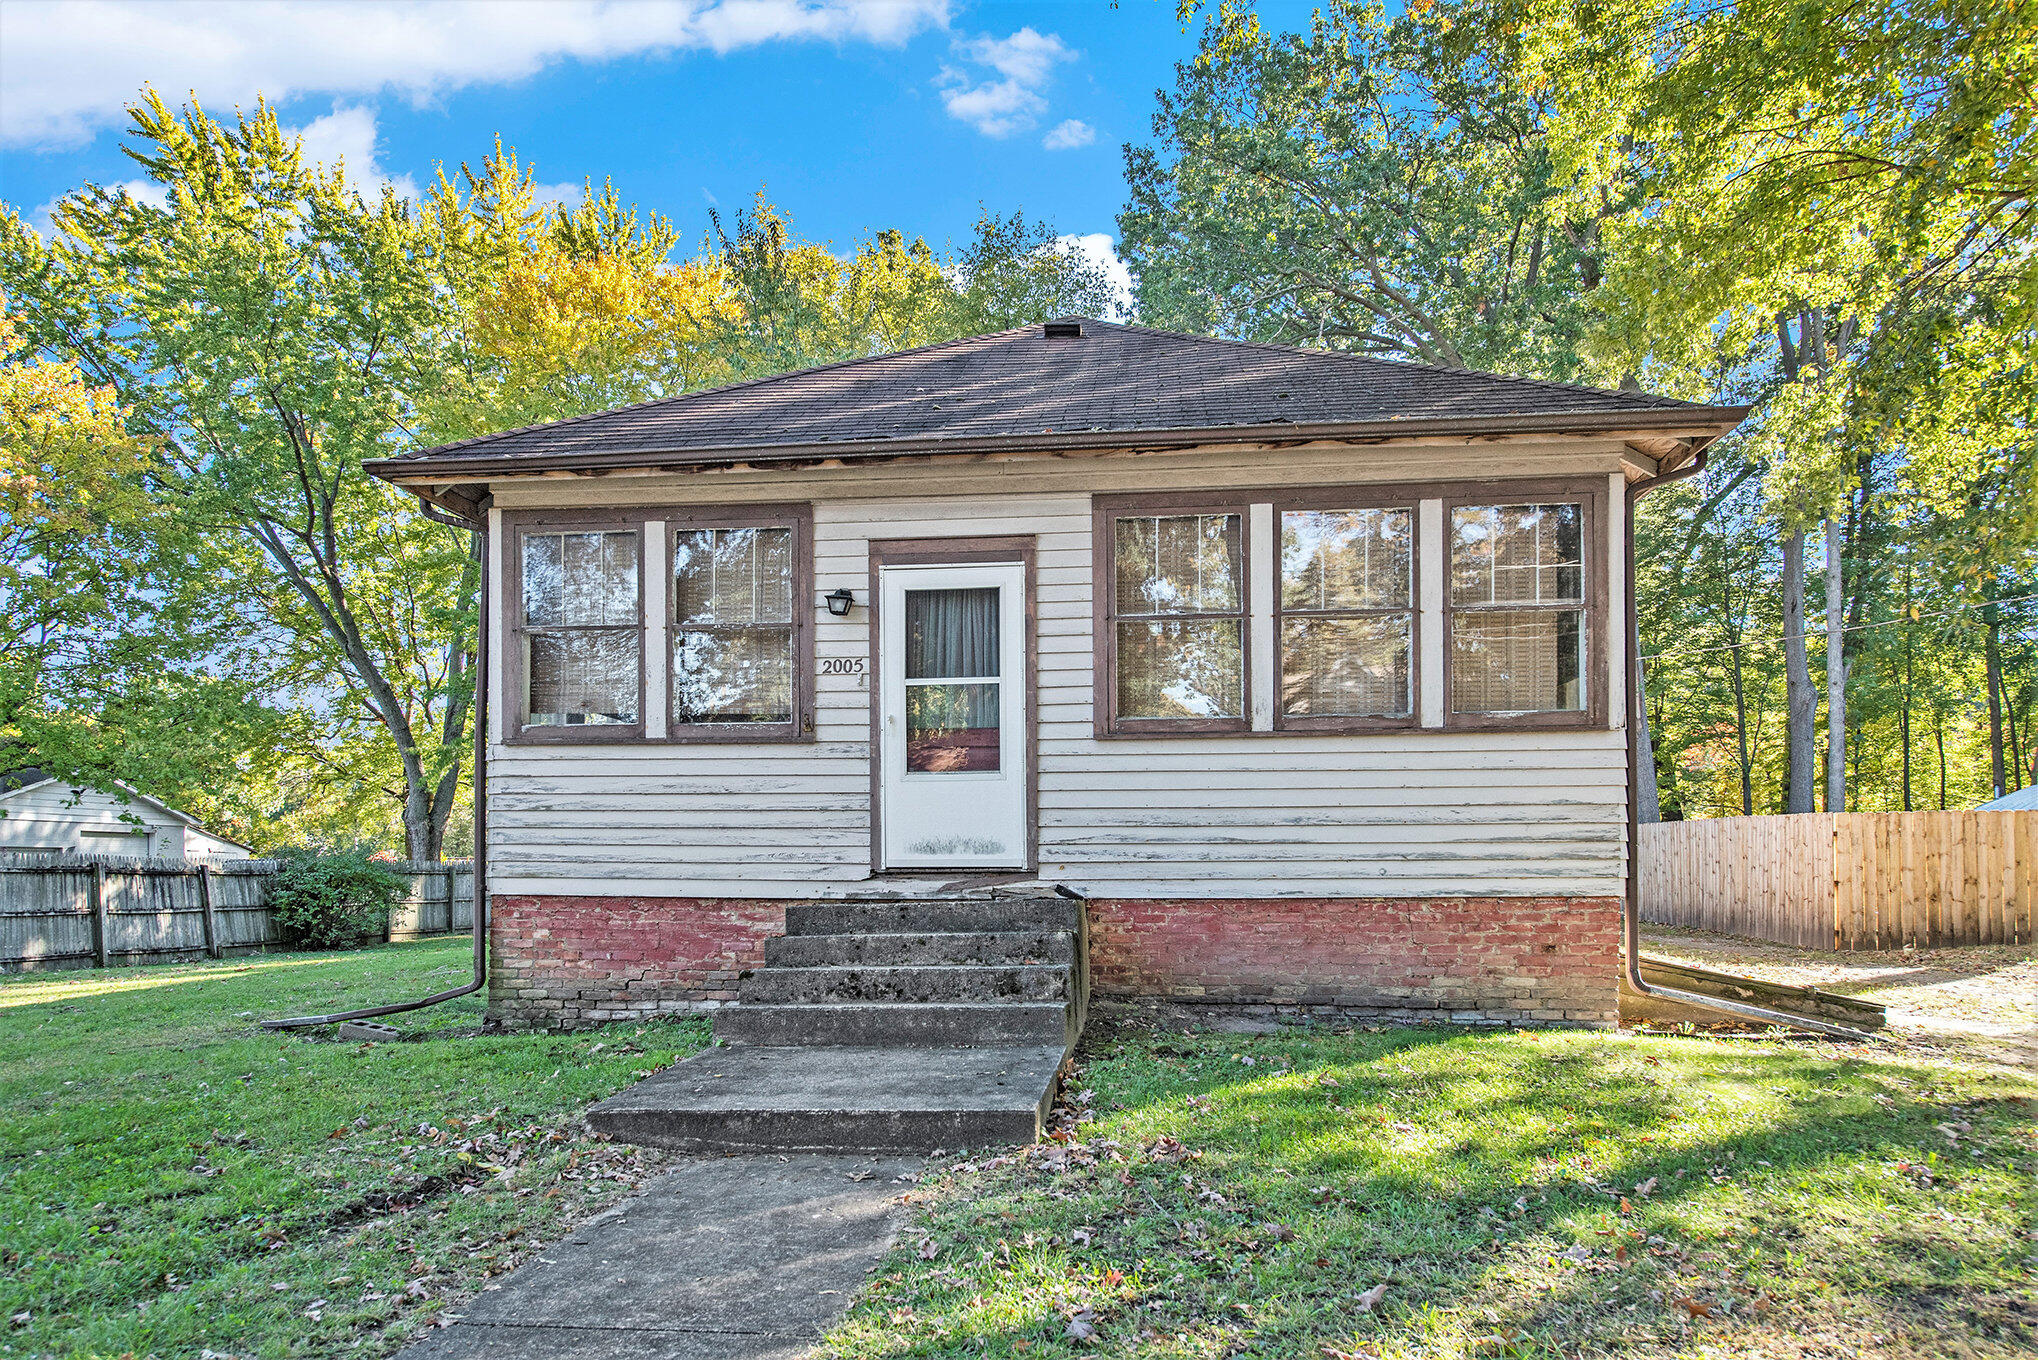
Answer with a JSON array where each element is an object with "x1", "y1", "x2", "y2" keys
[{"x1": 0, "y1": 1, "x2": 1313, "y2": 278}]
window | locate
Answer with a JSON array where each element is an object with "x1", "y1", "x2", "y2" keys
[
  {"x1": 673, "y1": 526, "x2": 795, "y2": 725},
  {"x1": 518, "y1": 528, "x2": 642, "y2": 732},
  {"x1": 1277, "y1": 506, "x2": 1414, "y2": 725},
  {"x1": 1447, "y1": 500, "x2": 1592, "y2": 719},
  {"x1": 1101, "y1": 504, "x2": 1247, "y2": 732},
  {"x1": 504, "y1": 504, "x2": 813, "y2": 745}
]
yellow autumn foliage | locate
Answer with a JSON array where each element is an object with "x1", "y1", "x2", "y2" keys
[{"x1": 0, "y1": 298, "x2": 154, "y2": 547}]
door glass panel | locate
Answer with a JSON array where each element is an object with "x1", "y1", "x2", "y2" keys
[
  {"x1": 906, "y1": 683, "x2": 1001, "y2": 772},
  {"x1": 906, "y1": 587, "x2": 999, "y2": 679}
]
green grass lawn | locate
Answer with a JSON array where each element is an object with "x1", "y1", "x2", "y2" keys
[
  {"x1": 0, "y1": 939, "x2": 708, "y2": 1360},
  {"x1": 823, "y1": 1024, "x2": 2038, "y2": 1360}
]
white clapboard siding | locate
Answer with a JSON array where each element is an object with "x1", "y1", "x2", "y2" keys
[{"x1": 484, "y1": 444, "x2": 1632, "y2": 900}]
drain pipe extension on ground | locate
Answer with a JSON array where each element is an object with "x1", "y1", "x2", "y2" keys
[
  {"x1": 1623, "y1": 457, "x2": 1870, "y2": 1042},
  {"x1": 263, "y1": 502, "x2": 490, "y2": 1030}
]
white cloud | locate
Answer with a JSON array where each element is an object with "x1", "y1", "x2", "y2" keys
[
  {"x1": 1059, "y1": 231, "x2": 1133, "y2": 319},
  {"x1": 0, "y1": 0, "x2": 952, "y2": 149},
  {"x1": 936, "y1": 26, "x2": 1073, "y2": 138},
  {"x1": 1041, "y1": 118, "x2": 1093, "y2": 151},
  {"x1": 289, "y1": 103, "x2": 418, "y2": 198}
]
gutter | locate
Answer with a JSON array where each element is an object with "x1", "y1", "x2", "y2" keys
[
  {"x1": 264, "y1": 500, "x2": 490, "y2": 1030},
  {"x1": 1622, "y1": 457, "x2": 1872, "y2": 1041},
  {"x1": 366, "y1": 406, "x2": 1753, "y2": 484}
]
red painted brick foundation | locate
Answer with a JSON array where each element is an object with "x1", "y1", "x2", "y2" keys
[
  {"x1": 487, "y1": 895, "x2": 785, "y2": 1030},
  {"x1": 484, "y1": 893, "x2": 1620, "y2": 1030},
  {"x1": 1087, "y1": 896, "x2": 1621, "y2": 1026}
]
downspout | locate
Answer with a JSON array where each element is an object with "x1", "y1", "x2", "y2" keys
[
  {"x1": 1623, "y1": 455, "x2": 1870, "y2": 1041},
  {"x1": 265, "y1": 500, "x2": 490, "y2": 1029}
]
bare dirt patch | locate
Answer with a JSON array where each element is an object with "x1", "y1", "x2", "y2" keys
[{"x1": 1643, "y1": 925, "x2": 2038, "y2": 1070}]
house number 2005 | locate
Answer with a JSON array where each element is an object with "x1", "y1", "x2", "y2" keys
[{"x1": 820, "y1": 658, "x2": 867, "y2": 676}]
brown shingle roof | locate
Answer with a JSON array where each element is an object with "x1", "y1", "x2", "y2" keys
[{"x1": 368, "y1": 319, "x2": 1745, "y2": 480}]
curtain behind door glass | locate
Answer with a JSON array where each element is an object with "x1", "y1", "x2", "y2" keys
[
  {"x1": 906, "y1": 587, "x2": 999, "y2": 679},
  {"x1": 904, "y1": 587, "x2": 1001, "y2": 772}
]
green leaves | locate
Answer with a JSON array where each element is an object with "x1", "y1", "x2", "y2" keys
[{"x1": 1121, "y1": 0, "x2": 1598, "y2": 378}]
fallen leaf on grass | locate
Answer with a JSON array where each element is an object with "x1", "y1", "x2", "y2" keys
[
  {"x1": 1101, "y1": 1269, "x2": 1124, "y2": 1287},
  {"x1": 1065, "y1": 1306, "x2": 1098, "y2": 1342},
  {"x1": 1354, "y1": 1281, "x2": 1389, "y2": 1312},
  {"x1": 916, "y1": 1238, "x2": 940, "y2": 1260}
]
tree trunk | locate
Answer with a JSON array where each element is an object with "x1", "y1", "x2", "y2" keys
[
  {"x1": 1824, "y1": 518, "x2": 1846, "y2": 812},
  {"x1": 1985, "y1": 606, "x2": 2007, "y2": 800},
  {"x1": 1636, "y1": 648, "x2": 1662, "y2": 824},
  {"x1": 1934, "y1": 708, "x2": 1948, "y2": 809},
  {"x1": 1722, "y1": 581, "x2": 1754, "y2": 815},
  {"x1": 1782, "y1": 529, "x2": 1817, "y2": 813}
]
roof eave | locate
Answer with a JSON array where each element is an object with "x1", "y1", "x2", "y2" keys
[{"x1": 367, "y1": 406, "x2": 1752, "y2": 484}]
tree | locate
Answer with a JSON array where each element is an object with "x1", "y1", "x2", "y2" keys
[
  {"x1": 1121, "y1": 0, "x2": 1602, "y2": 377},
  {"x1": 0, "y1": 92, "x2": 478, "y2": 859},
  {"x1": 945, "y1": 209, "x2": 1120, "y2": 333},
  {"x1": 1498, "y1": 0, "x2": 2038, "y2": 808}
]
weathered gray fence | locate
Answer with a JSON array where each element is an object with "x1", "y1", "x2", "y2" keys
[{"x1": 0, "y1": 853, "x2": 474, "y2": 972}]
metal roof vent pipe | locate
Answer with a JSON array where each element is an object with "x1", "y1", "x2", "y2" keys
[{"x1": 1043, "y1": 320, "x2": 1084, "y2": 338}]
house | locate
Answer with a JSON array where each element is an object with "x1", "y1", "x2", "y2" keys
[
  {"x1": 0, "y1": 769, "x2": 253, "y2": 861},
  {"x1": 367, "y1": 319, "x2": 1748, "y2": 1034},
  {"x1": 1977, "y1": 785, "x2": 2038, "y2": 811}
]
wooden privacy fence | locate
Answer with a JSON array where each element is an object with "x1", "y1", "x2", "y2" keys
[
  {"x1": 1640, "y1": 811, "x2": 2035, "y2": 950},
  {"x1": 0, "y1": 853, "x2": 475, "y2": 972}
]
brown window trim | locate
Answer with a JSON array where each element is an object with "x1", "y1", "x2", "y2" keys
[
  {"x1": 1440, "y1": 477, "x2": 1609, "y2": 732},
  {"x1": 1093, "y1": 491, "x2": 1254, "y2": 738},
  {"x1": 1270, "y1": 488, "x2": 1422, "y2": 734},
  {"x1": 501, "y1": 510, "x2": 649, "y2": 746},
  {"x1": 498, "y1": 503, "x2": 816, "y2": 746},
  {"x1": 666, "y1": 503, "x2": 816, "y2": 744}
]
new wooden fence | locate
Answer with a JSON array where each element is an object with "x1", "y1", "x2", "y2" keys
[
  {"x1": 0, "y1": 853, "x2": 474, "y2": 972},
  {"x1": 1640, "y1": 811, "x2": 2035, "y2": 950}
]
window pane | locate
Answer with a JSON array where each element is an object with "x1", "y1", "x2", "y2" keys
[
  {"x1": 1281, "y1": 508, "x2": 1411, "y2": 611},
  {"x1": 1282, "y1": 616, "x2": 1411, "y2": 718},
  {"x1": 673, "y1": 527, "x2": 793, "y2": 626},
  {"x1": 906, "y1": 587, "x2": 999, "y2": 679},
  {"x1": 674, "y1": 626, "x2": 793, "y2": 723},
  {"x1": 1451, "y1": 504, "x2": 1583, "y2": 605},
  {"x1": 1114, "y1": 513, "x2": 1242, "y2": 615},
  {"x1": 1450, "y1": 609, "x2": 1585, "y2": 713},
  {"x1": 905, "y1": 682, "x2": 1001, "y2": 772},
  {"x1": 527, "y1": 630, "x2": 639, "y2": 725},
  {"x1": 1116, "y1": 619, "x2": 1243, "y2": 719},
  {"x1": 523, "y1": 531, "x2": 639, "y2": 627}
]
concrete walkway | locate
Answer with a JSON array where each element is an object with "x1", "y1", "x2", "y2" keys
[{"x1": 398, "y1": 1153, "x2": 921, "y2": 1360}]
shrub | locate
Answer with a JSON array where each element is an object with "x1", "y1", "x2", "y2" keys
[{"x1": 266, "y1": 843, "x2": 408, "y2": 950}]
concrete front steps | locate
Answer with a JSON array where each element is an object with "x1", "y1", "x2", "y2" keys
[{"x1": 586, "y1": 892, "x2": 1087, "y2": 1155}]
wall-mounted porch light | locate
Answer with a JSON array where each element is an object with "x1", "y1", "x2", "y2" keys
[{"x1": 823, "y1": 587, "x2": 857, "y2": 617}]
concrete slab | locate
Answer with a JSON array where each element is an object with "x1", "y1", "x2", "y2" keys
[
  {"x1": 587, "y1": 1044, "x2": 1068, "y2": 1153},
  {"x1": 396, "y1": 1153, "x2": 919, "y2": 1360}
]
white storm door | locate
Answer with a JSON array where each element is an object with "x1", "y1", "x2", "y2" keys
[{"x1": 879, "y1": 562, "x2": 1028, "y2": 870}]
